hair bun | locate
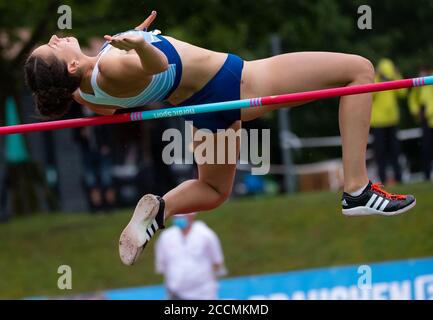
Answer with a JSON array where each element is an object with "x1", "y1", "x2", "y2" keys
[
  {"x1": 34, "y1": 87, "x2": 74, "y2": 119},
  {"x1": 40, "y1": 87, "x2": 72, "y2": 99}
]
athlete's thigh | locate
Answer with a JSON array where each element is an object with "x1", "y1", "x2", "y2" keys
[
  {"x1": 243, "y1": 51, "x2": 367, "y2": 98},
  {"x1": 240, "y1": 52, "x2": 368, "y2": 120},
  {"x1": 194, "y1": 121, "x2": 241, "y2": 195}
]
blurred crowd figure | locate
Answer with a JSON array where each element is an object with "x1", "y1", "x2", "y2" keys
[
  {"x1": 155, "y1": 213, "x2": 227, "y2": 300},
  {"x1": 1, "y1": 97, "x2": 57, "y2": 222},
  {"x1": 72, "y1": 103, "x2": 116, "y2": 213},
  {"x1": 409, "y1": 70, "x2": 433, "y2": 181},
  {"x1": 371, "y1": 59, "x2": 407, "y2": 184}
]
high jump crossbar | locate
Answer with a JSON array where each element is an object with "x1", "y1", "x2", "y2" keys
[{"x1": 1, "y1": 76, "x2": 433, "y2": 135}]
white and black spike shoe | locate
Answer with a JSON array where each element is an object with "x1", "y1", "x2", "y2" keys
[
  {"x1": 119, "y1": 194, "x2": 165, "y2": 266},
  {"x1": 342, "y1": 181, "x2": 416, "y2": 217}
]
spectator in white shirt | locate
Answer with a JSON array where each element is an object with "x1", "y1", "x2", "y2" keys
[{"x1": 155, "y1": 213, "x2": 226, "y2": 300}]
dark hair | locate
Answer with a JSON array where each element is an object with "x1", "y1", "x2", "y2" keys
[{"x1": 24, "y1": 54, "x2": 81, "y2": 119}]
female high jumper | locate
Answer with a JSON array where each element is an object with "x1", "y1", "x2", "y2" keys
[{"x1": 24, "y1": 11, "x2": 416, "y2": 266}]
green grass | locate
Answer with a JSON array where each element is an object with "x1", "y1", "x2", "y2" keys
[{"x1": 1, "y1": 183, "x2": 433, "y2": 299}]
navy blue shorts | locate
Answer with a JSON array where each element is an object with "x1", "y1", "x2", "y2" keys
[{"x1": 181, "y1": 54, "x2": 243, "y2": 132}]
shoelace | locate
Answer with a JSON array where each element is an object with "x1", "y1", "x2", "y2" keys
[{"x1": 371, "y1": 184, "x2": 406, "y2": 200}]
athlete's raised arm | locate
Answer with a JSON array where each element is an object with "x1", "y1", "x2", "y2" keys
[{"x1": 103, "y1": 33, "x2": 168, "y2": 75}]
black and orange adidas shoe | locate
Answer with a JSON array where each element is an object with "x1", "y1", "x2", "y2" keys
[
  {"x1": 342, "y1": 181, "x2": 416, "y2": 216},
  {"x1": 119, "y1": 194, "x2": 165, "y2": 266}
]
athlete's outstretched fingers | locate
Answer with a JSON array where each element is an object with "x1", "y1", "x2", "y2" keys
[
  {"x1": 135, "y1": 10, "x2": 157, "y2": 31},
  {"x1": 105, "y1": 34, "x2": 145, "y2": 50},
  {"x1": 104, "y1": 35, "x2": 133, "y2": 51}
]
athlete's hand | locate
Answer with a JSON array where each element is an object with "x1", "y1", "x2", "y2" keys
[
  {"x1": 135, "y1": 10, "x2": 157, "y2": 31},
  {"x1": 103, "y1": 34, "x2": 145, "y2": 51}
]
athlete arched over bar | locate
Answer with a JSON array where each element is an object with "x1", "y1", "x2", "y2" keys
[{"x1": 24, "y1": 10, "x2": 416, "y2": 265}]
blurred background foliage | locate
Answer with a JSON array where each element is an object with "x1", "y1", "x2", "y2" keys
[
  {"x1": 1, "y1": 0, "x2": 433, "y2": 163},
  {"x1": 1, "y1": 0, "x2": 433, "y2": 296}
]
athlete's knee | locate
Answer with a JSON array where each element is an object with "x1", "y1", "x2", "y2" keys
[
  {"x1": 214, "y1": 188, "x2": 232, "y2": 207},
  {"x1": 350, "y1": 55, "x2": 375, "y2": 84},
  {"x1": 206, "y1": 182, "x2": 232, "y2": 208}
]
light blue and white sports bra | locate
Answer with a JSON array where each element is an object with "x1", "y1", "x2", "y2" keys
[{"x1": 78, "y1": 30, "x2": 183, "y2": 108}]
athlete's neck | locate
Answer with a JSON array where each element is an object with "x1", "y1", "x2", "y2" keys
[{"x1": 79, "y1": 55, "x2": 98, "y2": 94}]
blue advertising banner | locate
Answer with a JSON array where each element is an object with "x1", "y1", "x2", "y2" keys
[{"x1": 103, "y1": 256, "x2": 433, "y2": 300}]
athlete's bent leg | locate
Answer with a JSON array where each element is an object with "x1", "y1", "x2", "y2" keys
[
  {"x1": 240, "y1": 52, "x2": 415, "y2": 216},
  {"x1": 163, "y1": 121, "x2": 241, "y2": 218},
  {"x1": 119, "y1": 122, "x2": 241, "y2": 265},
  {"x1": 241, "y1": 52, "x2": 372, "y2": 193}
]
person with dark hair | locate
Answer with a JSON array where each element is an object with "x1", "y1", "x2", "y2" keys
[
  {"x1": 72, "y1": 104, "x2": 116, "y2": 213},
  {"x1": 24, "y1": 10, "x2": 416, "y2": 266},
  {"x1": 24, "y1": 52, "x2": 82, "y2": 119}
]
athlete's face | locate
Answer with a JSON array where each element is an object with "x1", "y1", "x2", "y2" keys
[{"x1": 31, "y1": 35, "x2": 82, "y2": 64}]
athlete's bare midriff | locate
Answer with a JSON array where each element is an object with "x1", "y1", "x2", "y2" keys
[
  {"x1": 162, "y1": 36, "x2": 228, "y2": 105},
  {"x1": 165, "y1": 36, "x2": 258, "y2": 105}
]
